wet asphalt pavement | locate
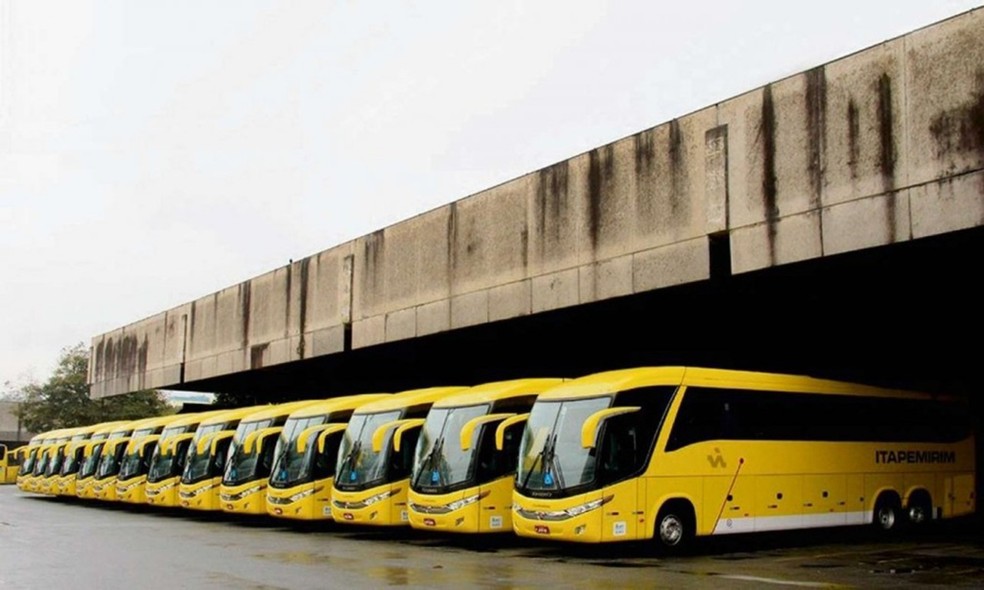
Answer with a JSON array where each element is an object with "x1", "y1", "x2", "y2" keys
[{"x1": 1, "y1": 486, "x2": 982, "y2": 589}]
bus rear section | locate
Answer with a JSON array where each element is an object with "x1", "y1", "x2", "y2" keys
[
  {"x1": 266, "y1": 394, "x2": 391, "y2": 520},
  {"x1": 407, "y1": 378, "x2": 562, "y2": 534},
  {"x1": 512, "y1": 367, "x2": 976, "y2": 548},
  {"x1": 331, "y1": 386, "x2": 468, "y2": 527},
  {"x1": 0, "y1": 444, "x2": 23, "y2": 484},
  {"x1": 179, "y1": 406, "x2": 266, "y2": 511},
  {"x1": 219, "y1": 401, "x2": 328, "y2": 515}
]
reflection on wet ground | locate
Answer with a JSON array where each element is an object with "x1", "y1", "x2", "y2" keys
[{"x1": 1, "y1": 488, "x2": 981, "y2": 589}]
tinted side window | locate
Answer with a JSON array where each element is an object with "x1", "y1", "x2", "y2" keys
[
  {"x1": 313, "y1": 432, "x2": 343, "y2": 481},
  {"x1": 389, "y1": 428, "x2": 420, "y2": 480},
  {"x1": 596, "y1": 386, "x2": 676, "y2": 484},
  {"x1": 666, "y1": 387, "x2": 971, "y2": 451}
]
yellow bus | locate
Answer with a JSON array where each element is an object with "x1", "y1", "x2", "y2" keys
[
  {"x1": 330, "y1": 386, "x2": 468, "y2": 526},
  {"x1": 219, "y1": 400, "x2": 328, "y2": 515},
  {"x1": 42, "y1": 425, "x2": 100, "y2": 495},
  {"x1": 178, "y1": 406, "x2": 266, "y2": 511},
  {"x1": 92, "y1": 415, "x2": 180, "y2": 501},
  {"x1": 25, "y1": 429, "x2": 74, "y2": 494},
  {"x1": 1, "y1": 444, "x2": 24, "y2": 484},
  {"x1": 266, "y1": 394, "x2": 390, "y2": 520},
  {"x1": 144, "y1": 410, "x2": 228, "y2": 507},
  {"x1": 16, "y1": 434, "x2": 46, "y2": 491},
  {"x1": 76, "y1": 422, "x2": 135, "y2": 499},
  {"x1": 407, "y1": 378, "x2": 562, "y2": 534},
  {"x1": 54, "y1": 422, "x2": 128, "y2": 497},
  {"x1": 115, "y1": 414, "x2": 190, "y2": 504},
  {"x1": 512, "y1": 367, "x2": 976, "y2": 549}
]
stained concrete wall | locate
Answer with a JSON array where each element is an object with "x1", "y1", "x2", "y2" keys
[
  {"x1": 89, "y1": 8, "x2": 984, "y2": 398},
  {"x1": 0, "y1": 401, "x2": 32, "y2": 444}
]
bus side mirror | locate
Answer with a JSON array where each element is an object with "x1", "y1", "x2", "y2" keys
[
  {"x1": 208, "y1": 432, "x2": 235, "y2": 456},
  {"x1": 162, "y1": 433, "x2": 194, "y2": 455},
  {"x1": 495, "y1": 414, "x2": 530, "y2": 451},
  {"x1": 580, "y1": 407, "x2": 641, "y2": 449},
  {"x1": 311, "y1": 424, "x2": 348, "y2": 454},
  {"x1": 458, "y1": 414, "x2": 516, "y2": 452},
  {"x1": 392, "y1": 420, "x2": 425, "y2": 453},
  {"x1": 371, "y1": 419, "x2": 426, "y2": 453},
  {"x1": 243, "y1": 427, "x2": 282, "y2": 455}
]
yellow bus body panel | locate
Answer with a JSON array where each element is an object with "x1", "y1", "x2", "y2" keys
[
  {"x1": 179, "y1": 477, "x2": 223, "y2": 511},
  {"x1": 266, "y1": 480, "x2": 335, "y2": 520},
  {"x1": 408, "y1": 476, "x2": 515, "y2": 534},
  {"x1": 331, "y1": 481, "x2": 409, "y2": 526}
]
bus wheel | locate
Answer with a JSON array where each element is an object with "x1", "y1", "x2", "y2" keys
[
  {"x1": 655, "y1": 502, "x2": 694, "y2": 552},
  {"x1": 873, "y1": 494, "x2": 902, "y2": 532},
  {"x1": 906, "y1": 491, "x2": 932, "y2": 527}
]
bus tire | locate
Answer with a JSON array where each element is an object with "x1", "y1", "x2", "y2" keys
[
  {"x1": 654, "y1": 501, "x2": 694, "y2": 552},
  {"x1": 906, "y1": 490, "x2": 932, "y2": 527},
  {"x1": 873, "y1": 493, "x2": 903, "y2": 532}
]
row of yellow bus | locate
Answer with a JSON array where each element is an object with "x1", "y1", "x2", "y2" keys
[{"x1": 12, "y1": 367, "x2": 977, "y2": 549}]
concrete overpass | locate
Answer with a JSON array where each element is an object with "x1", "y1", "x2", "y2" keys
[{"x1": 89, "y1": 9, "x2": 984, "y2": 401}]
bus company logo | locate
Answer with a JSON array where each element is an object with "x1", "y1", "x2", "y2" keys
[
  {"x1": 707, "y1": 448, "x2": 727, "y2": 469},
  {"x1": 875, "y1": 450, "x2": 956, "y2": 464}
]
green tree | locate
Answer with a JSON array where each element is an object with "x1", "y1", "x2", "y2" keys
[{"x1": 18, "y1": 343, "x2": 172, "y2": 432}]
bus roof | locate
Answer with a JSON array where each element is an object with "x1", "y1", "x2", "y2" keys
[
  {"x1": 196, "y1": 405, "x2": 270, "y2": 428},
  {"x1": 284, "y1": 394, "x2": 392, "y2": 420},
  {"x1": 536, "y1": 367, "x2": 941, "y2": 401},
  {"x1": 353, "y1": 386, "x2": 469, "y2": 414},
  {"x1": 238, "y1": 400, "x2": 327, "y2": 423},
  {"x1": 433, "y1": 378, "x2": 566, "y2": 408},
  {"x1": 160, "y1": 409, "x2": 230, "y2": 431}
]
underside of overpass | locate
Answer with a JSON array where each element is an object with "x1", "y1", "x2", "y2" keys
[{"x1": 172, "y1": 225, "x2": 983, "y2": 407}]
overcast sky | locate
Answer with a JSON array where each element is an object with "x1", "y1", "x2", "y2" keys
[{"x1": 1, "y1": 0, "x2": 980, "y2": 390}]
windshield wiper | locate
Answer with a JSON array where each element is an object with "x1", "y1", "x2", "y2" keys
[
  {"x1": 413, "y1": 436, "x2": 446, "y2": 488},
  {"x1": 520, "y1": 433, "x2": 558, "y2": 491},
  {"x1": 338, "y1": 440, "x2": 362, "y2": 483}
]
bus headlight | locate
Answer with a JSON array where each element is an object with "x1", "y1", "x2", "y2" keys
[
  {"x1": 180, "y1": 483, "x2": 216, "y2": 499},
  {"x1": 288, "y1": 487, "x2": 323, "y2": 503},
  {"x1": 446, "y1": 490, "x2": 490, "y2": 512},
  {"x1": 363, "y1": 489, "x2": 395, "y2": 506},
  {"x1": 564, "y1": 495, "x2": 613, "y2": 518},
  {"x1": 220, "y1": 485, "x2": 264, "y2": 502}
]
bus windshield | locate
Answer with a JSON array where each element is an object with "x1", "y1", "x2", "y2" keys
[
  {"x1": 222, "y1": 419, "x2": 274, "y2": 486},
  {"x1": 33, "y1": 450, "x2": 50, "y2": 476},
  {"x1": 79, "y1": 444, "x2": 105, "y2": 478},
  {"x1": 334, "y1": 411, "x2": 401, "y2": 490},
  {"x1": 19, "y1": 448, "x2": 38, "y2": 476},
  {"x1": 181, "y1": 424, "x2": 227, "y2": 483},
  {"x1": 269, "y1": 415, "x2": 328, "y2": 488},
  {"x1": 516, "y1": 397, "x2": 612, "y2": 495},
  {"x1": 118, "y1": 447, "x2": 146, "y2": 480},
  {"x1": 95, "y1": 444, "x2": 126, "y2": 479},
  {"x1": 45, "y1": 447, "x2": 66, "y2": 477},
  {"x1": 410, "y1": 404, "x2": 489, "y2": 492},
  {"x1": 61, "y1": 447, "x2": 83, "y2": 476}
]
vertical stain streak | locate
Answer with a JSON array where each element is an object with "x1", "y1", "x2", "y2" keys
[
  {"x1": 633, "y1": 129, "x2": 656, "y2": 230},
  {"x1": 95, "y1": 340, "x2": 105, "y2": 383},
  {"x1": 362, "y1": 230, "x2": 385, "y2": 311},
  {"x1": 805, "y1": 67, "x2": 827, "y2": 210},
  {"x1": 447, "y1": 203, "x2": 457, "y2": 291},
  {"x1": 761, "y1": 84, "x2": 779, "y2": 266},
  {"x1": 297, "y1": 258, "x2": 310, "y2": 359},
  {"x1": 847, "y1": 99, "x2": 860, "y2": 180},
  {"x1": 587, "y1": 146, "x2": 613, "y2": 251},
  {"x1": 240, "y1": 282, "x2": 251, "y2": 349},
  {"x1": 190, "y1": 300, "x2": 198, "y2": 357},
  {"x1": 284, "y1": 263, "x2": 293, "y2": 337},
  {"x1": 877, "y1": 73, "x2": 898, "y2": 242},
  {"x1": 535, "y1": 162, "x2": 570, "y2": 264},
  {"x1": 669, "y1": 119, "x2": 684, "y2": 215}
]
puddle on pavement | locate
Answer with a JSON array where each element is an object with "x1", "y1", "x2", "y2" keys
[{"x1": 253, "y1": 551, "x2": 328, "y2": 565}]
